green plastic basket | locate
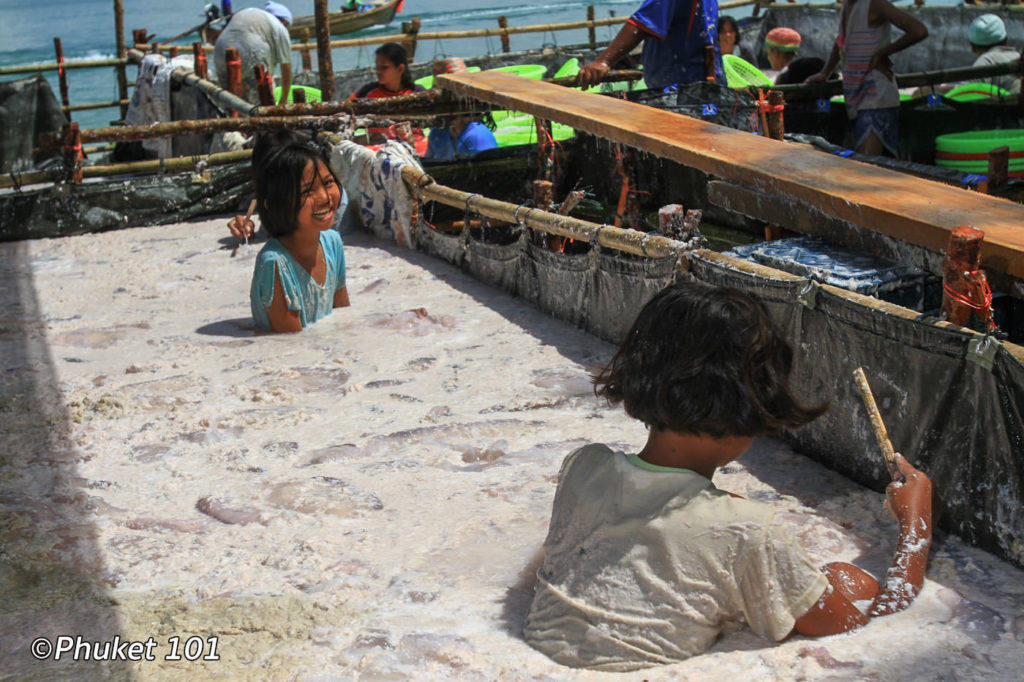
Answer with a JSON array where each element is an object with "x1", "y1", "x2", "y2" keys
[
  {"x1": 722, "y1": 54, "x2": 773, "y2": 88},
  {"x1": 553, "y1": 58, "x2": 580, "y2": 79},
  {"x1": 273, "y1": 84, "x2": 322, "y2": 103},
  {"x1": 413, "y1": 66, "x2": 481, "y2": 90},
  {"x1": 493, "y1": 121, "x2": 575, "y2": 147},
  {"x1": 945, "y1": 82, "x2": 1011, "y2": 102},
  {"x1": 935, "y1": 129, "x2": 1024, "y2": 155},
  {"x1": 490, "y1": 63, "x2": 548, "y2": 80}
]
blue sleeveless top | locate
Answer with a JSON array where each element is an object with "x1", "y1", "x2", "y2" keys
[{"x1": 250, "y1": 230, "x2": 346, "y2": 330}]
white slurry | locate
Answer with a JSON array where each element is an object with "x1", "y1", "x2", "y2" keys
[{"x1": 1, "y1": 217, "x2": 1022, "y2": 680}]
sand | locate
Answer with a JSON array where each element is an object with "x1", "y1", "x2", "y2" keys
[{"x1": 1, "y1": 216, "x2": 1022, "y2": 681}]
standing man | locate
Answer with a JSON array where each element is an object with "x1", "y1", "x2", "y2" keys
[
  {"x1": 214, "y1": 1, "x2": 293, "y2": 106},
  {"x1": 578, "y1": 0, "x2": 722, "y2": 90}
]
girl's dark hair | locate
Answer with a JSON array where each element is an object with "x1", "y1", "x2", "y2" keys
[
  {"x1": 376, "y1": 42, "x2": 414, "y2": 90},
  {"x1": 594, "y1": 281, "x2": 828, "y2": 437},
  {"x1": 252, "y1": 131, "x2": 338, "y2": 239},
  {"x1": 717, "y1": 15, "x2": 739, "y2": 34}
]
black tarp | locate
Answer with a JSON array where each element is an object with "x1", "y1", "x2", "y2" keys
[{"x1": 0, "y1": 75, "x2": 66, "y2": 174}]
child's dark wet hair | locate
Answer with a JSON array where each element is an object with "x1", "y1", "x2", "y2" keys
[
  {"x1": 594, "y1": 281, "x2": 828, "y2": 437},
  {"x1": 376, "y1": 42, "x2": 415, "y2": 90},
  {"x1": 252, "y1": 131, "x2": 338, "y2": 239}
]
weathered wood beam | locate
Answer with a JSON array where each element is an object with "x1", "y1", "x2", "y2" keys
[{"x1": 435, "y1": 70, "x2": 1024, "y2": 280}]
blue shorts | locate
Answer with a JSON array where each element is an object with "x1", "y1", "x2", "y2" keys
[{"x1": 855, "y1": 107, "x2": 900, "y2": 157}]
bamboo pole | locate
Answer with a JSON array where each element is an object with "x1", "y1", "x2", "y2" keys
[
  {"x1": 114, "y1": 0, "x2": 129, "y2": 119},
  {"x1": 62, "y1": 99, "x2": 131, "y2": 113},
  {"x1": 0, "y1": 150, "x2": 252, "y2": 190},
  {"x1": 172, "y1": 67, "x2": 255, "y2": 118},
  {"x1": 315, "y1": 0, "x2": 335, "y2": 101},
  {"x1": 396, "y1": 163, "x2": 684, "y2": 259},
  {"x1": 852, "y1": 367, "x2": 901, "y2": 482},
  {"x1": 53, "y1": 38, "x2": 71, "y2": 117},
  {"x1": 0, "y1": 56, "x2": 130, "y2": 76},
  {"x1": 38, "y1": 114, "x2": 362, "y2": 147}
]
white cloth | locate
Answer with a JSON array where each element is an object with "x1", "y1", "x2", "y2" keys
[
  {"x1": 973, "y1": 45, "x2": 1021, "y2": 95},
  {"x1": 213, "y1": 8, "x2": 291, "y2": 104},
  {"x1": 328, "y1": 139, "x2": 420, "y2": 248},
  {"x1": 524, "y1": 444, "x2": 829, "y2": 671},
  {"x1": 123, "y1": 54, "x2": 194, "y2": 158}
]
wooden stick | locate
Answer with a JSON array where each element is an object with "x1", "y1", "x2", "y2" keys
[{"x1": 852, "y1": 367, "x2": 902, "y2": 481}]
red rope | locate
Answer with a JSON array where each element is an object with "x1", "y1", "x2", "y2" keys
[{"x1": 943, "y1": 277, "x2": 993, "y2": 311}]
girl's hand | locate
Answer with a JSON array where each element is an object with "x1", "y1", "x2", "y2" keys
[
  {"x1": 228, "y1": 214, "x2": 255, "y2": 240},
  {"x1": 867, "y1": 53, "x2": 894, "y2": 80},
  {"x1": 884, "y1": 454, "x2": 932, "y2": 531}
]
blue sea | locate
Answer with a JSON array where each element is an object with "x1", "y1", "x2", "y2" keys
[{"x1": 0, "y1": 0, "x2": 649, "y2": 130}]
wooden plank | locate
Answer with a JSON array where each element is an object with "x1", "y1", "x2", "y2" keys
[{"x1": 436, "y1": 70, "x2": 1024, "y2": 280}]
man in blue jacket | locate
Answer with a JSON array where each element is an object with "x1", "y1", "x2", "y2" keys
[{"x1": 579, "y1": 0, "x2": 722, "y2": 90}]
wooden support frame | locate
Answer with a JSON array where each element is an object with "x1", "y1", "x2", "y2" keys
[{"x1": 434, "y1": 70, "x2": 1024, "y2": 280}]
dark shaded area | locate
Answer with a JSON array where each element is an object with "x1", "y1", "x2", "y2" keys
[
  {"x1": 0, "y1": 162, "x2": 252, "y2": 242},
  {"x1": 692, "y1": 254, "x2": 1024, "y2": 570},
  {"x1": 0, "y1": 75, "x2": 66, "y2": 173},
  {"x1": 0, "y1": 242, "x2": 134, "y2": 678}
]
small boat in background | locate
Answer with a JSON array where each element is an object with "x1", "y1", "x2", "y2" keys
[{"x1": 289, "y1": 0, "x2": 404, "y2": 40}]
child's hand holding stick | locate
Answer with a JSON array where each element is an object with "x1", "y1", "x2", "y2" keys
[
  {"x1": 229, "y1": 198, "x2": 258, "y2": 244},
  {"x1": 852, "y1": 367, "x2": 904, "y2": 483}
]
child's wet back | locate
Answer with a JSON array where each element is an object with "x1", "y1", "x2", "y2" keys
[{"x1": 523, "y1": 281, "x2": 932, "y2": 670}]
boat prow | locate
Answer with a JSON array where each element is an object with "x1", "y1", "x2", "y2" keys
[{"x1": 289, "y1": 0, "x2": 403, "y2": 39}]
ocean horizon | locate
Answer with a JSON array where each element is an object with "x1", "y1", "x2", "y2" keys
[{"x1": 0, "y1": 0, "x2": 644, "y2": 130}]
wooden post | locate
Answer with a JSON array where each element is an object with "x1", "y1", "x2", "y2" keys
[
  {"x1": 498, "y1": 16, "x2": 510, "y2": 53},
  {"x1": 941, "y1": 225, "x2": 996, "y2": 332},
  {"x1": 764, "y1": 224, "x2": 784, "y2": 241},
  {"x1": 658, "y1": 204, "x2": 685, "y2": 240},
  {"x1": 151, "y1": 41, "x2": 159, "y2": 55},
  {"x1": 225, "y1": 47, "x2": 242, "y2": 115},
  {"x1": 169, "y1": 46, "x2": 179, "y2": 58},
  {"x1": 293, "y1": 87, "x2": 306, "y2": 104},
  {"x1": 314, "y1": 0, "x2": 335, "y2": 101},
  {"x1": 987, "y1": 145, "x2": 1009, "y2": 194},
  {"x1": 587, "y1": 6, "x2": 596, "y2": 48},
  {"x1": 766, "y1": 90, "x2": 785, "y2": 141},
  {"x1": 401, "y1": 17, "x2": 421, "y2": 61},
  {"x1": 533, "y1": 179, "x2": 553, "y2": 211},
  {"x1": 704, "y1": 44, "x2": 716, "y2": 82},
  {"x1": 301, "y1": 29, "x2": 312, "y2": 72},
  {"x1": 53, "y1": 38, "x2": 71, "y2": 118},
  {"x1": 62, "y1": 122, "x2": 83, "y2": 183},
  {"x1": 535, "y1": 117, "x2": 554, "y2": 181},
  {"x1": 193, "y1": 42, "x2": 208, "y2": 79},
  {"x1": 114, "y1": 0, "x2": 129, "y2": 118},
  {"x1": 132, "y1": 29, "x2": 148, "y2": 47},
  {"x1": 254, "y1": 64, "x2": 274, "y2": 106}
]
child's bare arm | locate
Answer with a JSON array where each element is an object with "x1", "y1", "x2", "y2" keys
[
  {"x1": 333, "y1": 285, "x2": 351, "y2": 308},
  {"x1": 868, "y1": 0, "x2": 929, "y2": 76},
  {"x1": 805, "y1": 42, "x2": 840, "y2": 83},
  {"x1": 794, "y1": 454, "x2": 932, "y2": 636},
  {"x1": 266, "y1": 266, "x2": 303, "y2": 333}
]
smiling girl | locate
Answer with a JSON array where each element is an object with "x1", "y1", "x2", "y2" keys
[{"x1": 244, "y1": 133, "x2": 350, "y2": 333}]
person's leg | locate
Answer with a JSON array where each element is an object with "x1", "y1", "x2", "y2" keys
[{"x1": 854, "y1": 108, "x2": 900, "y2": 157}]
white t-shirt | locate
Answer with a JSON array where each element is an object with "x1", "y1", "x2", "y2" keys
[
  {"x1": 214, "y1": 8, "x2": 291, "y2": 102},
  {"x1": 524, "y1": 444, "x2": 829, "y2": 671}
]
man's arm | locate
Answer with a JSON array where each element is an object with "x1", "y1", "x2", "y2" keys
[
  {"x1": 805, "y1": 41, "x2": 841, "y2": 83},
  {"x1": 794, "y1": 454, "x2": 932, "y2": 636},
  {"x1": 578, "y1": 22, "x2": 645, "y2": 88}
]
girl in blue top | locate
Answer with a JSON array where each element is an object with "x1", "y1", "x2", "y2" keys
[{"x1": 232, "y1": 132, "x2": 350, "y2": 332}]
